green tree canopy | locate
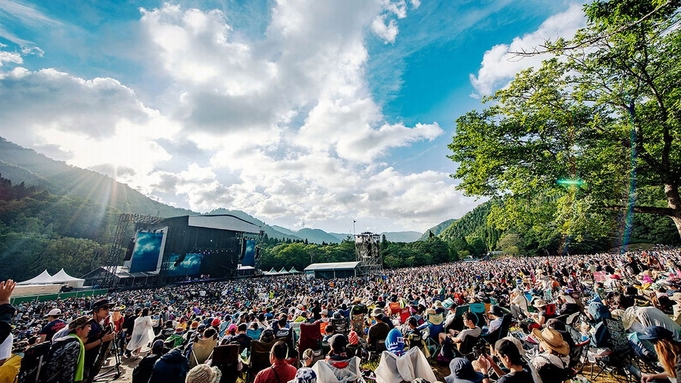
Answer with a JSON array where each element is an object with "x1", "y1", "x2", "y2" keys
[{"x1": 449, "y1": 0, "x2": 681, "y2": 241}]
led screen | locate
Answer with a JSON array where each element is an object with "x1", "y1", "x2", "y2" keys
[
  {"x1": 164, "y1": 253, "x2": 203, "y2": 277},
  {"x1": 129, "y1": 231, "x2": 165, "y2": 273},
  {"x1": 242, "y1": 239, "x2": 256, "y2": 267}
]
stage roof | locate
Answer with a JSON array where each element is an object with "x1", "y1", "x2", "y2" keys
[
  {"x1": 304, "y1": 261, "x2": 361, "y2": 271},
  {"x1": 188, "y1": 214, "x2": 261, "y2": 234}
]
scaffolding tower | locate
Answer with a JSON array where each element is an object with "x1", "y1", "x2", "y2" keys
[
  {"x1": 355, "y1": 232, "x2": 383, "y2": 275},
  {"x1": 101, "y1": 213, "x2": 164, "y2": 288}
]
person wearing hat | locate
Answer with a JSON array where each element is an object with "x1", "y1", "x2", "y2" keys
[
  {"x1": 185, "y1": 363, "x2": 222, "y2": 383},
  {"x1": 253, "y1": 341, "x2": 297, "y2": 383},
  {"x1": 367, "y1": 312, "x2": 390, "y2": 352},
  {"x1": 529, "y1": 299, "x2": 553, "y2": 328},
  {"x1": 330, "y1": 310, "x2": 350, "y2": 335},
  {"x1": 327, "y1": 333, "x2": 349, "y2": 361},
  {"x1": 639, "y1": 326, "x2": 681, "y2": 382},
  {"x1": 43, "y1": 315, "x2": 95, "y2": 383},
  {"x1": 530, "y1": 327, "x2": 570, "y2": 383},
  {"x1": 509, "y1": 288, "x2": 530, "y2": 320},
  {"x1": 38, "y1": 308, "x2": 66, "y2": 344},
  {"x1": 444, "y1": 357, "x2": 490, "y2": 383},
  {"x1": 83, "y1": 298, "x2": 117, "y2": 383},
  {"x1": 287, "y1": 367, "x2": 317, "y2": 383}
]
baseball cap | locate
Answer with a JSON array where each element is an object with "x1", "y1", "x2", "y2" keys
[{"x1": 45, "y1": 309, "x2": 62, "y2": 317}]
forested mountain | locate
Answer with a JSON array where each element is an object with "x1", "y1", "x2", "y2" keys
[
  {"x1": 418, "y1": 218, "x2": 457, "y2": 241},
  {"x1": 0, "y1": 138, "x2": 192, "y2": 218}
]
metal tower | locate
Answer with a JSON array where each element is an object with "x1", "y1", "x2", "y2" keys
[{"x1": 354, "y1": 232, "x2": 383, "y2": 275}]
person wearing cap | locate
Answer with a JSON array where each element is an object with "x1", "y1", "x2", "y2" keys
[
  {"x1": 83, "y1": 298, "x2": 117, "y2": 383},
  {"x1": 43, "y1": 315, "x2": 94, "y2": 383},
  {"x1": 367, "y1": 311, "x2": 390, "y2": 352},
  {"x1": 38, "y1": 308, "x2": 66, "y2": 344},
  {"x1": 530, "y1": 327, "x2": 570, "y2": 382},
  {"x1": 444, "y1": 357, "x2": 490, "y2": 383},
  {"x1": 253, "y1": 340, "x2": 297, "y2": 383},
  {"x1": 639, "y1": 326, "x2": 681, "y2": 382},
  {"x1": 509, "y1": 288, "x2": 529, "y2": 320}
]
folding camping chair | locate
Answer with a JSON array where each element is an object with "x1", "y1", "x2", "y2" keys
[
  {"x1": 211, "y1": 344, "x2": 242, "y2": 383},
  {"x1": 298, "y1": 321, "x2": 323, "y2": 366}
]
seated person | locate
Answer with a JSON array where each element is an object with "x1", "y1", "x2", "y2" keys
[
  {"x1": 253, "y1": 341, "x2": 297, "y2": 383},
  {"x1": 481, "y1": 338, "x2": 537, "y2": 383},
  {"x1": 485, "y1": 305, "x2": 505, "y2": 335},
  {"x1": 439, "y1": 312, "x2": 481, "y2": 353},
  {"x1": 367, "y1": 314, "x2": 390, "y2": 351},
  {"x1": 530, "y1": 328, "x2": 571, "y2": 383}
]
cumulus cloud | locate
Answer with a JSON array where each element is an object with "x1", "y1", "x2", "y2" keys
[
  {"x1": 470, "y1": 3, "x2": 586, "y2": 96},
  {"x1": 0, "y1": 0, "x2": 477, "y2": 232},
  {"x1": 371, "y1": 15, "x2": 399, "y2": 44}
]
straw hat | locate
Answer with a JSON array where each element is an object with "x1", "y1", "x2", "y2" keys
[
  {"x1": 531, "y1": 327, "x2": 569, "y2": 356},
  {"x1": 186, "y1": 364, "x2": 222, "y2": 383}
]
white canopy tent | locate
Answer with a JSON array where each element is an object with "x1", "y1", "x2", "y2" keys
[
  {"x1": 17, "y1": 270, "x2": 53, "y2": 285},
  {"x1": 50, "y1": 269, "x2": 85, "y2": 288},
  {"x1": 17, "y1": 269, "x2": 85, "y2": 288}
]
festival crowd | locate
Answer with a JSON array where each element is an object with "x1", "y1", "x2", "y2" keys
[{"x1": 0, "y1": 245, "x2": 680, "y2": 383}]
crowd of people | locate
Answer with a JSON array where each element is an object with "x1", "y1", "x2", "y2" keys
[{"x1": 0, "y1": 245, "x2": 680, "y2": 383}]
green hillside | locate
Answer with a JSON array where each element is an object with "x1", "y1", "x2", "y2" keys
[
  {"x1": 0, "y1": 138, "x2": 192, "y2": 218},
  {"x1": 418, "y1": 218, "x2": 457, "y2": 241}
]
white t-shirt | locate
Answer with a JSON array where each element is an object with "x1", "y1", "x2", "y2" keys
[{"x1": 0, "y1": 333, "x2": 13, "y2": 360}]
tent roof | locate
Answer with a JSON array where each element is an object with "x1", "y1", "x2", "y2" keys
[
  {"x1": 304, "y1": 261, "x2": 361, "y2": 271},
  {"x1": 17, "y1": 270, "x2": 53, "y2": 285},
  {"x1": 277, "y1": 267, "x2": 288, "y2": 274},
  {"x1": 51, "y1": 269, "x2": 84, "y2": 282},
  {"x1": 288, "y1": 267, "x2": 300, "y2": 273}
]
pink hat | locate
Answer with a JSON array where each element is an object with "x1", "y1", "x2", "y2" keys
[{"x1": 227, "y1": 324, "x2": 237, "y2": 333}]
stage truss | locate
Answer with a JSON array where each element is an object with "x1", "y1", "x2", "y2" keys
[
  {"x1": 101, "y1": 213, "x2": 164, "y2": 288},
  {"x1": 355, "y1": 232, "x2": 383, "y2": 275}
]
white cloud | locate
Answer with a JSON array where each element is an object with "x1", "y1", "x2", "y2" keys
[
  {"x1": 470, "y1": 3, "x2": 586, "y2": 96},
  {"x1": 371, "y1": 15, "x2": 399, "y2": 44},
  {"x1": 0, "y1": 51, "x2": 22, "y2": 66},
  {"x1": 0, "y1": 0, "x2": 476, "y2": 233}
]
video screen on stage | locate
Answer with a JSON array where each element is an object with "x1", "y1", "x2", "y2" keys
[
  {"x1": 242, "y1": 239, "x2": 256, "y2": 267},
  {"x1": 164, "y1": 253, "x2": 203, "y2": 277},
  {"x1": 129, "y1": 230, "x2": 166, "y2": 273}
]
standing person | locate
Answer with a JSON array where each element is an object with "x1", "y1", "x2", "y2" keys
[
  {"x1": 121, "y1": 308, "x2": 136, "y2": 358},
  {"x1": 0, "y1": 280, "x2": 16, "y2": 368},
  {"x1": 38, "y1": 309, "x2": 66, "y2": 344},
  {"x1": 43, "y1": 316, "x2": 94, "y2": 383},
  {"x1": 253, "y1": 341, "x2": 297, "y2": 383},
  {"x1": 126, "y1": 308, "x2": 154, "y2": 358},
  {"x1": 84, "y1": 298, "x2": 117, "y2": 383}
]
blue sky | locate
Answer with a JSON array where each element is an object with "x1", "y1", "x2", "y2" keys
[{"x1": 0, "y1": 0, "x2": 586, "y2": 233}]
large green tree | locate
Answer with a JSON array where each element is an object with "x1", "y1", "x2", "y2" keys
[{"x1": 449, "y1": 0, "x2": 681, "y2": 239}]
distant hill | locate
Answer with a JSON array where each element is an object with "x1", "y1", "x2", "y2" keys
[
  {"x1": 418, "y1": 219, "x2": 457, "y2": 241},
  {"x1": 297, "y1": 228, "x2": 343, "y2": 244},
  {"x1": 382, "y1": 231, "x2": 422, "y2": 243},
  {"x1": 438, "y1": 201, "x2": 499, "y2": 249},
  {"x1": 0, "y1": 137, "x2": 192, "y2": 218}
]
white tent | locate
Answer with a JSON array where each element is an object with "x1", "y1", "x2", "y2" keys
[
  {"x1": 17, "y1": 270, "x2": 53, "y2": 285},
  {"x1": 278, "y1": 267, "x2": 288, "y2": 274},
  {"x1": 50, "y1": 269, "x2": 85, "y2": 288},
  {"x1": 288, "y1": 267, "x2": 300, "y2": 274}
]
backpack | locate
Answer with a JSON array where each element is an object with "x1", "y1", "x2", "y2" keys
[
  {"x1": 537, "y1": 356, "x2": 571, "y2": 383},
  {"x1": 41, "y1": 336, "x2": 81, "y2": 383}
]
